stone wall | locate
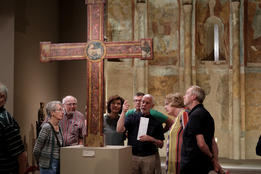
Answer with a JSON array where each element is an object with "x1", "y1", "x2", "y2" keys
[{"x1": 106, "y1": 0, "x2": 261, "y2": 159}]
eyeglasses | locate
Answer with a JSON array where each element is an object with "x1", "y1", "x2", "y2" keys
[
  {"x1": 0, "y1": 94, "x2": 6, "y2": 99},
  {"x1": 55, "y1": 109, "x2": 63, "y2": 112}
]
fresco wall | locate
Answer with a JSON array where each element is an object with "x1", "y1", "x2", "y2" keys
[
  {"x1": 197, "y1": 63, "x2": 230, "y2": 157},
  {"x1": 245, "y1": 0, "x2": 261, "y2": 159},
  {"x1": 195, "y1": 0, "x2": 230, "y2": 61},
  {"x1": 106, "y1": 0, "x2": 261, "y2": 159},
  {"x1": 147, "y1": 0, "x2": 180, "y2": 106},
  {"x1": 106, "y1": 0, "x2": 134, "y2": 103},
  {"x1": 245, "y1": 71, "x2": 261, "y2": 158},
  {"x1": 195, "y1": 0, "x2": 231, "y2": 158},
  {"x1": 246, "y1": 1, "x2": 261, "y2": 63}
]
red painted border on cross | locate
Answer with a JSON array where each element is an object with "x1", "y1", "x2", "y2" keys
[{"x1": 40, "y1": 0, "x2": 153, "y2": 146}]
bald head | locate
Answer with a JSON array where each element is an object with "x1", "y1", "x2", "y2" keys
[
  {"x1": 140, "y1": 94, "x2": 155, "y2": 115},
  {"x1": 62, "y1": 96, "x2": 77, "y2": 104}
]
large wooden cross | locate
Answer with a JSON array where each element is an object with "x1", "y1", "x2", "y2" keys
[{"x1": 40, "y1": 0, "x2": 153, "y2": 147}]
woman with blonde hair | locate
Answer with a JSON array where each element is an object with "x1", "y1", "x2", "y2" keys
[{"x1": 164, "y1": 93, "x2": 189, "y2": 174}]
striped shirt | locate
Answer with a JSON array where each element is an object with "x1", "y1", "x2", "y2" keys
[
  {"x1": 166, "y1": 109, "x2": 188, "y2": 174},
  {"x1": 60, "y1": 111, "x2": 86, "y2": 146},
  {"x1": 0, "y1": 107, "x2": 25, "y2": 174}
]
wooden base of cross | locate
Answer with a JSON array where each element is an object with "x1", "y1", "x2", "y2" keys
[{"x1": 40, "y1": 0, "x2": 153, "y2": 147}]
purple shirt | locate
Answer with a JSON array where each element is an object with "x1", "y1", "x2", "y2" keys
[{"x1": 60, "y1": 110, "x2": 86, "y2": 146}]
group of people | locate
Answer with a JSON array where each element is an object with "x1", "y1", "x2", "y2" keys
[
  {"x1": 33, "y1": 96, "x2": 86, "y2": 174},
  {"x1": 105, "y1": 86, "x2": 224, "y2": 174},
  {"x1": 0, "y1": 81, "x2": 86, "y2": 174},
  {"x1": 1, "y1": 80, "x2": 226, "y2": 174}
]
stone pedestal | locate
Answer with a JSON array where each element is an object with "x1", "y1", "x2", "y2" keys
[{"x1": 60, "y1": 145, "x2": 132, "y2": 174}]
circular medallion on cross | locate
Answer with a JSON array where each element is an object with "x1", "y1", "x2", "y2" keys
[{"x1": 86, "y1": 40, "x2": 106, "y2": 61}]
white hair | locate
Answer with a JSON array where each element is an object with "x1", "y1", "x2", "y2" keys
[
  {"x1": 45, "y1": 101, "x2": 62, "y2": 118},
  {"x1": 0, "y1": 82, "x2": 8, "y2": 100},
  {"x1": 143, "y1": 94, "x2": 155, "y2": 105},
  {"x1": 62, "y1": 95, "x2": 77, "y2": 104}
]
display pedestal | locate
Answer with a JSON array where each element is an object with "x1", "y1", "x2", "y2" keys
[{"x1": 60, "y1": 145, "x2": 132, "y2": 174}]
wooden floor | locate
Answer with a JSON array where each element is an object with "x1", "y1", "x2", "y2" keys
[{"x1": 161, "y1": 158, "x2": 261, "y2": 174}]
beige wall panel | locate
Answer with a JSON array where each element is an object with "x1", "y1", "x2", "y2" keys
[
  {"x1": 147, "y1": 0, "x2": 180, "y2": 65},
  {"x1": 58, "y1": 0, "x2": 87, "y2": 114},
  {"x1": 246, "y1": 130, "x2": 261, "y2": 159},
  {"x1": 148, "y1": 66, "x2": 179, "y2": 105},
  {"x1": 197, "y1": 63, "x2": 230, "y2": 158},
  {"x1": 105, "y1": 61, "x2": 134, "y2": 109},
  {"x1": 106, "y1": 0, "x2": 134, "y2": 104},
  {"x1": 15, "y1": 0, "x2": 59, "y2": 166},
  {"x1": 246, "y1": 2, "x2": 261, "y2": 63},
  {"x1": 0, "y1": 0, "x2": 14, "y2": 115},
  {"x1": 245, "y1": 73, "x2": 261, "y2": 131},
  {"x1": 107, "y1": 0, "x2": 133, "y2": 41}
]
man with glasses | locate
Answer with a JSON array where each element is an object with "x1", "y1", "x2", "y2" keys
[{"x1": 60, "y1": 95, "x2": 86, "y2": 146}]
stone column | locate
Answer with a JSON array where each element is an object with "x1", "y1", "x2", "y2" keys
[
  {"x1": 183, "y1": 1, "x2": 193, "y2": 90},
  {"x1": 133, "y1": 1, "x2": 148, "y2": 94},
  {"x1": 231, "y1": 1, "x2": 241, "y2": 160},
  {"x1": 239, "y1": 1, "x2": 246, "y2": 159}
]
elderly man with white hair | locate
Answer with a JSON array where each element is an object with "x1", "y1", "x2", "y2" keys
[
  {"x1": 117, "y1": 94, "x2": 165, "y2": 174},
  {"x1": 60, "y1": 95, "x2": 86, "y2": 146}
]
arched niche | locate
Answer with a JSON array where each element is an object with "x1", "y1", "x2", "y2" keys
[{"x1": 201, "y1": 16, "x2": 226, "y2": 61}]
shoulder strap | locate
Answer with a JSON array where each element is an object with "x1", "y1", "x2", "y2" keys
[{"x1": 47, "y1": 122, "x2": 62, "y2": 147}]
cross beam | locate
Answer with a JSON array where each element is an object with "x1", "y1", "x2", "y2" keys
[{"x1": 40, "y1": 0, "x2": 153, "y2": 147}]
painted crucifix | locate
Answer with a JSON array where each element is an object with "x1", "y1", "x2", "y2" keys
[{"x1": 40, "y1": 0, "x2": 153, "y2": 147}]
